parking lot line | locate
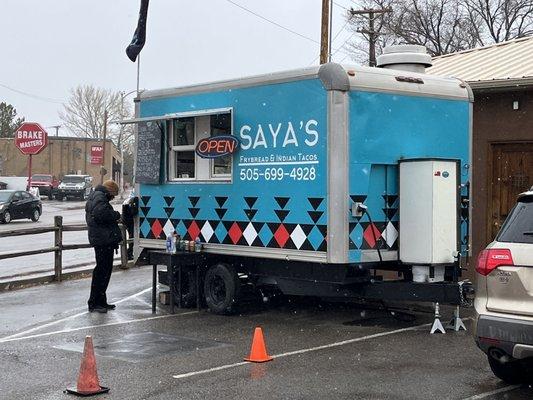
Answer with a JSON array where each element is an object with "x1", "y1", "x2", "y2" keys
[
  {"x1": 173, "y1": 322, "x2": 430, "y2": 379},
  {"x1": 462, "y1": 385, "x2": 521, "y2": 399},
  {"x1": 0, "y1": 286, "x2": 152, "y2": 342},
  {"x1": 0, "y1": 311, "x2": 197, "y2": 344}
]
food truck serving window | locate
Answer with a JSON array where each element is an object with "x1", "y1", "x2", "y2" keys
[{"x1": 168, "y1": 110, "x2": 233, "y2": 182}]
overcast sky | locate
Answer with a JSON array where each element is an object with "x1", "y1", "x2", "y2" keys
[{"x1": 0, "y1": 0, "x2": 358, "y2": 134}]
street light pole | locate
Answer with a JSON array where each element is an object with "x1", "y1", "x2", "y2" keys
[{"x1": 119, "y1": 89, "x2": 137, "y2": 198}]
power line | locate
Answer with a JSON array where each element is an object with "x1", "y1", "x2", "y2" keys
[
  {"x1": 223, "y1": 0, "x2": 319, "y2": 44},
  {"x1": 0, "y1": 83, "x2": 64, "y2": 104},
  {"x1": 332, "y1": 1, "x2": 349, "y2": 10}
]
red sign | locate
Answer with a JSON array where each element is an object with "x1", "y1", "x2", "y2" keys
[
  {"x1": 195, "y1": 136, "x2": 239, "y2": 159},
  {"x1": 14, "y1": 122, "x2": 48, "y2": 155},
  {"x1": 91, "y1": 145, "x2": 104, "y2": 164}
]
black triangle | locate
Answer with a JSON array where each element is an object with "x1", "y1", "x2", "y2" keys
[
  {"x1": 251, "y1": 236, "x2": 264, "y2": 247},
  {"x1": 164, "y1": 196, "x2": 174, "y2": 207},
  {"x1": 275, "y1": 197, "x2": 290, "y2": 209},
  {"x1": 300, "y1": 239, "x2": 314, "y2": 251},
  {"x1": 350, "y1": 195, "x2": 367, "y2": 204},
  {"x1": 252, "y1": 222, "x2": 265, "y2": 231},
  {"x1": 215, "y1": 196, "x2": 228, "y2": 207},
  {"x1": 164, "y1": 207, "x2": 174, "y2": 218},
  {"x1": 215, "y1": 208, "x2": 227, "y2": 219},
  {"x1": 317, "y1": 224, "x2": 328, "y2": 237},
  {"x1": 461, "y1": 207, "x2": 469, "y2": 220},
  {"x1": 383, "y1": 208, "x2": 397, "y2": 220},
  {"x1": 244, "y1": 197, "x2": 258, "y2": 209},
  {"x1": 245, "y1": 209, "x2": 258, "y2": 220},
  {"x1": 140, "y1": 206, "x2": 151, "y2": 216},
  {"x1": 383, "y1": 195, "x2": 398, "y2": 207},
  {"x1": 275, "y1": 209, "x2": 290, "y2": 222},
  {"x1": 188, "y1": 208, "x2": 200, "y2": 218},
  {"x1": 308, "y1": 211, "x2": 323, "y2": 224},
  {"x1": 307, "y1": 197, "x2": 324, "y2": 211},
  {"x1": 188, "y1": 196, "x2": 200, "y2": 207},
  {"x1": 300, "y1": 224, "x2": 314, "y2": 235},
  {"x1": 141, "y1": 196, "x2": 151, "y2": 206},
  {"x1": 222, "y1": 220, "x2": 234, "y2": 230}
]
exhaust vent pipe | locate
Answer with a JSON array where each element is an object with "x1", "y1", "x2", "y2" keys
[{"x1": 376, "y1": 45, "x2": 432, "y2": 74}]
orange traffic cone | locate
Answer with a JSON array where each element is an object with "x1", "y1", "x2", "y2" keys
[
  {"x1": 244, "y1": 327, "x2": 273, "y2": 363},
  {"x1": 66, "y1": 336, "x2": 109, "y2": 396}
]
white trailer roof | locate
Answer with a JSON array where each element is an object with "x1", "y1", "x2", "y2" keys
[{"x1": 139, "y1": 63, "x2": 471, "y2": 102}]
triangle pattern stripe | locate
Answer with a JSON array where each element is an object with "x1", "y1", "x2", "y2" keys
[
  {"x1": 164, "y1": 207, "x2": 174, "y2": 218},
  {"x1": 350, "y1": 195, "x2": 367, "y2": 203},
  {"x1": 189, "y1": 208, "x2": 200, "y2": 218},
  {"x1": 140, "y1": 206, "x2": 151, "y2": 217}
]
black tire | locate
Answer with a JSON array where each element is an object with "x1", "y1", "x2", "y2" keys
[
  {"x1": 48, "y1": 189, "x2": 54, "y2": 200},
  {"x1": 171, "y1": 267, "x2": 200, "y2": 308},
  {"x1": 2, "y1": 210, "x2": 12, "y2": 224},
  {"x1": 488, "y1": 355, "x2": 526, "y2": 384},
  {"x1": 30, "y1": 208, "x2": 40, "y2": 222},
  {"x1": 204, "y1": 263, "x2": 240, "y2": 315},
  {"x1": 56, "y1": 195, "x2": 63, "y2": 201}
]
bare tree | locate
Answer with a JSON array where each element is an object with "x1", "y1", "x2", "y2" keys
[
  {"x1": 348, "y1": 0, "x2": 480, "y2": 58},
  {"x1": 465, "y1": 0, "x2": 533, "y2": 44},
  {"x1": 59, "y1": 86, "x2": 129, "y2": 139}
]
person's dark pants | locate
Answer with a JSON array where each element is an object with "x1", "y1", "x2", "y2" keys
[{"x1": 88, "y1": 246, "x2": 115, "y2": 309}]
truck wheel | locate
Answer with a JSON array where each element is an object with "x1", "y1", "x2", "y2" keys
[
  {"x1": 171, "y1": 267, "x2": 200, "y2": 308},
  {"x1": 48, "y1": 189, "x2": 54, "y2": 200},
  {"x1": 488, "y1": 355, "x2": 525, "y2": 384},
  {"x1": 204, "y1": 263, "x2": 240, "y2": 315},
  {"x1": 56, "y1": 195, "x2": 63, "y2": 201}
]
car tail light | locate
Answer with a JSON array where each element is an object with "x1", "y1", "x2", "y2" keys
[{"x1": 476, "y1": 249, "x2": 514, "y2": 276}]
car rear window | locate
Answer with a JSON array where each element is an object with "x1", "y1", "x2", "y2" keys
[
  {"x1": 497, "y1": 197, "x2": 533, "y2": 244},
  {"x1": 63, "y1": 176, "x2": 85, "y2": 183}
]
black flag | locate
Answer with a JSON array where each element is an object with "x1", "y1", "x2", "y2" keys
[{"x1": 126, "y1": 0, "x2": 150, "y2": 62}]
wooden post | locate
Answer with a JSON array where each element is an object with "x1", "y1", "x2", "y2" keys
[
  {"x1": 320, "y1": 0, "x2": 330, "y2": 64},
  {"x1": 54, "y1": 216, "x2": 63, "y2": 282},
  {"x1": 120, "y1": 224, "x2": 128, "y2": 269}
]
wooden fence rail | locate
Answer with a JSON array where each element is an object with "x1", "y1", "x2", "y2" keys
[{"x1": 0, "y1": 216, "x2": 131, "y2": 282}]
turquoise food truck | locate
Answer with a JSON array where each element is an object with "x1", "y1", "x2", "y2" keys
[{"x1": 127, "y1": 46, "x2": 473, "y2": 316}]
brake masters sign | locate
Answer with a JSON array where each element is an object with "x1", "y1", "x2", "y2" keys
[{"x1": 14, "y1": 122, "x2": 48, "y2": 155}]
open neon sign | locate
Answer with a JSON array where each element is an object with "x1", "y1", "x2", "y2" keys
[{"x1": 195, "y1": 136, "x2": 239, "y2": 159}]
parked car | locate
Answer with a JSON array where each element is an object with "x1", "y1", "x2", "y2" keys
[
  {"x1": 56, "y1": 175, "x2": 93, "y2": 201},
  {"x1": 0, "y1": 190, "x2": 42, "y2": 224},
  {"x1": 30, "y1": 174, "x2": 60, "y2": 200},
  {"x1": 0, "y1": 182, "x2": 7, "y2": 190},
  {"x1": 474, "y1": 188, "x2": 533, "y2": 384}
]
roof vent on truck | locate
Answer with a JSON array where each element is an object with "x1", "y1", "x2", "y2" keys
[{"x1": 377, "y1": 45, "x2": 432, "y2": 74}]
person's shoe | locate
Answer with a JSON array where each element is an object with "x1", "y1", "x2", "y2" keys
[
  {"x1": 104, "y1": 303, "x2": 116, "y2": 310},
  {"x1": 88, "y1": 306, "x2": 108, "y2": 313}
]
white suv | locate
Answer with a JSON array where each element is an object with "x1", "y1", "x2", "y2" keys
[{"x1": 474, "y1": 189, "x2": 533, "y2": 384}]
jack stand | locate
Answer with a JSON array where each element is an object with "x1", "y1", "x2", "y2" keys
[
  {"x1": 446, "y1": 305, "x2": 467, "y2": 332},
  {"x1": 430, "y1": 302, "x2": 446, "y2": 334}
]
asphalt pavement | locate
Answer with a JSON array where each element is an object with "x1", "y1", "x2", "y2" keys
[
  {"x1": 0, "y1": 199, "x2": 122, "y2": 280},
  {"x1": 0, "y1": 266, "x2": 531, "y2": 400}
]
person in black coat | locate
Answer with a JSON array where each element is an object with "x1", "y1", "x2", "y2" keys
[{"x1": 85, "y1": 180, "x2": 122, "y2": 313}]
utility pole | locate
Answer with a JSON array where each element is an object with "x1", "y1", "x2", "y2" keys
[
  {"x1": 101, "y1": 110, "x2": 108, "y2": 185},
  {"x1": 320, "y1": 0, "x2": 330, "y2": 64},
  {"x1": 47, "y1": 125, "x2": 61, "y2": 136},
  {"x1": 350, "y1": 8, "x2": 392, "y2": 67}
]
